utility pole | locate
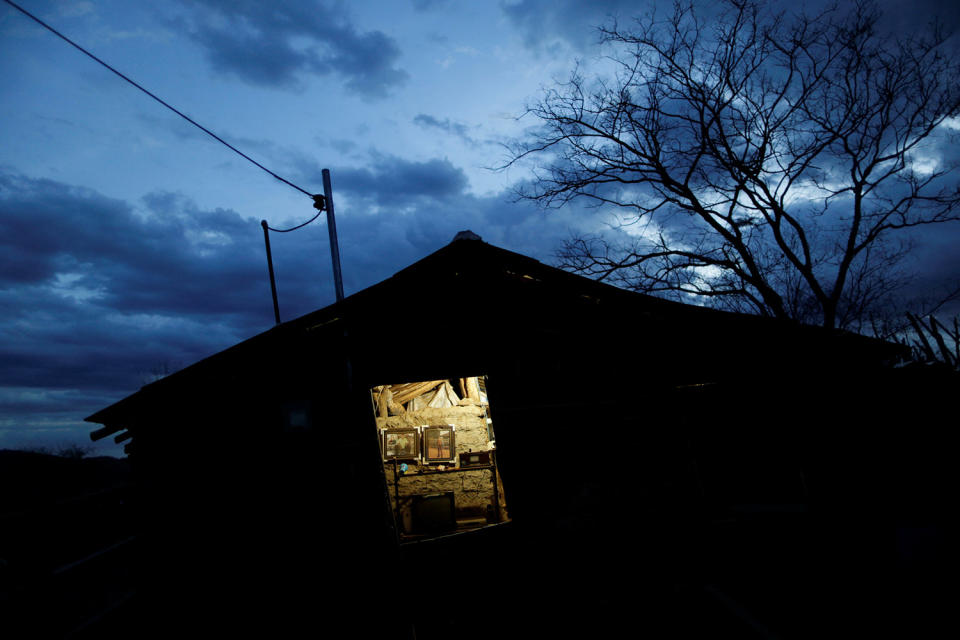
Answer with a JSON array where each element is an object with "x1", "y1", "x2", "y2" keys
[
  {"x1": 261, "y1": 220, "x2": 281, "y2": 325},
  {"x1": 260, "y1": 168, "x2": 345, "y2": 324},
  {"x1": 321, "y1": 168, "x2": 345, "y2": 302}
]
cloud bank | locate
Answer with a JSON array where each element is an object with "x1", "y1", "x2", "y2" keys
[{"x1": 178, "y1": 0, "x2": 408, "y2": 98}]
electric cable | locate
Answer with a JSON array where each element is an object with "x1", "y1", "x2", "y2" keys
[
  {"x1": 2, "y1": 0, "x2": 316, "y2": 202},
  {"x1": 265, "y1": 209, "x2": 323, "y2": 233}
]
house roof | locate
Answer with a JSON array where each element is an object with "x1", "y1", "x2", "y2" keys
[{"x1": 87, "y1": 232, "x2": 907, "y2": 440}]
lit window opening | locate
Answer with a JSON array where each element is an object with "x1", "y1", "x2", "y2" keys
[{"x1": 371, "y1": 376, "x2": 509, "y2": 540}]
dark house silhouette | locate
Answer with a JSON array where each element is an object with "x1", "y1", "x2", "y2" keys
[{"x1": 86, "y1": 233, "x2": 952, "y2": 637}]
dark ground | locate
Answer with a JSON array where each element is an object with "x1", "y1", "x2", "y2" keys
[
  {"x1": 44, "y1": 515, "x2": 956, "y2": 639},
  {"x1": 1, "y1": 449, "x2": 953, "y2": 638},
  {"x1": 0, "y1": 450, "x2": 133, "y2": 638}
]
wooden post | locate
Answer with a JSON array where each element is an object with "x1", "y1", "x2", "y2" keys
[
  {"x1": 376, "y1": 386, "x2": 392, "y2": 418},
  {"x1": 491, "y1": 450, "x2": 501, "y2": 523},
  {"x1": 465, "y1": 376, "x2": 481, "y2": 402}
]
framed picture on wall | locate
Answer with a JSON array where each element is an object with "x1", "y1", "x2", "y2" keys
[
  {"x1": 382, "y1": 428, "x2": 420, "y2": 461},
  {"x1": 422, "y1": 425, "x2": 456, "y2": 463}
]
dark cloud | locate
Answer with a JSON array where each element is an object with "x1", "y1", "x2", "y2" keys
[
  {"x1": 0, "y1": 172, "x2": 282, "y2": 386},
  {"x1": 874, "y1": 0, "x2": 960, "y2": 36},
  {"x1": 502, "y1": 1, "x2": 960, "y2": 54},
  {"x1": 327, "y1": 138, "x2": 358, "y2": 156},
  {"x1": 178, "y1": 0, "x2": 408, "y2": 98},
  {"x1": 0, "y1": 173, "x2": 265, "y2": 317},
  {"x1": 413, "y1": 114, "x2": 478, "y2": 146},
  {"x1": 0, "y1": 383, "x2": 141, "y2": 456},
  {"x1": 500, "y1": 0, "x2": 634, "y2": 52},
  {"x1": 301, "y1": 154, "x2": 470, "y2": 206},
  {"x1": 0, "y1": 290, "x2": 220, "y2": 391},
  {"x1": 0, "y1": 174, "x2": 133, "y2": 286},
  {"x1": 411, "y1": 0, "x2": 451, "y2": 11}
]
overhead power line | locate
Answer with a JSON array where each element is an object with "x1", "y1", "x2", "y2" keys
[
  {"x1": 2, "y1": 0, "x2": 315, "y2": 200},
  {"x1": 4, "y1": 0, "x2": 346, "y2": 321}
]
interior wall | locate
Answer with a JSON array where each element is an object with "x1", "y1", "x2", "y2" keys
[{"x1": 377, "y1": 404, "x2": 507, "y2": 528}]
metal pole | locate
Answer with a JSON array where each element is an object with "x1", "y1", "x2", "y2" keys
[
  {"x1": 261, "y1": 220, "x2": 281, "y2": 325},
  {"x1": 321, "y1": 168, "x2": 345, "y2": 302}
]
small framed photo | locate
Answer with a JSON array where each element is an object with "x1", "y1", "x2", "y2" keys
[
  {"x1": 382, "y1": 428, "x2": 420, "y2": 461},
  {"x1": 422, "y1": 425, "x2": 456, "y2": 463}
]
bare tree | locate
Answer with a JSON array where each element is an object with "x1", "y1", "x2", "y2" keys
[
  {"x1": 905, "y1": 312, "x2": 960, "y2": 368},
  {"x1": 508, "y1": 0, "x2": 960, "y2": 329},
  {"x1": 872, "y1": 284, "x2": 960, "y2": 368}
]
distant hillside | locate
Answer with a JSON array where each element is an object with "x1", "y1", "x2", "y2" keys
[
  {"x1": 0, "y1": 450, "x2": 131, "y2": 512},
  {"x1": 1, "y1": 449, "x2": 135, "y2": 634}
]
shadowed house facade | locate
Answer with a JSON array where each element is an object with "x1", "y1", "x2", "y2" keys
[{"x1": 86, "y1": 233, "x2": 951, "y2": 637}]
